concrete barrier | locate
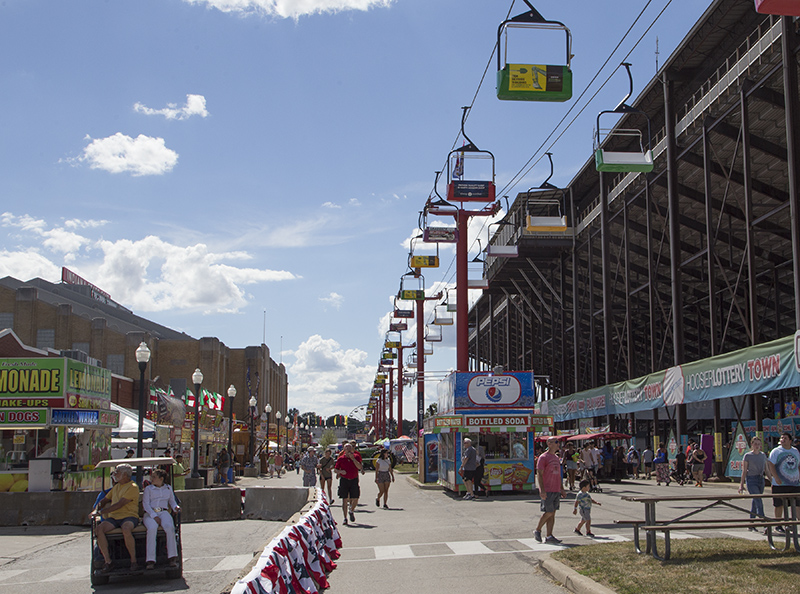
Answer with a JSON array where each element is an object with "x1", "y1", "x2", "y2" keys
[
  {"x1": 0, "y1": 487, "x2": 242, "y2": 526},
  {"x1": 0, "y1": 491, "x2": 99, "y2": 526},
  {"x1": 178, "y1": 487, "x2": 242, "y2": 523},
  {"x1": 243, "y1": 487, "x2": 311, "y2": 521}
]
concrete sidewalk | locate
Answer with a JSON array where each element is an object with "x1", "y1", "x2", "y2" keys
[{"x1": 231, "y1": 469, "x2": 744, "y2": 594}]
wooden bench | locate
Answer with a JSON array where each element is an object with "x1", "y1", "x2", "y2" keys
[{"x1": 641, "y1": 520, "x2": 800, "y2": 560}]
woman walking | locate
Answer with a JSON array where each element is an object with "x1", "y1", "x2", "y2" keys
[
  {"x1": 690, "y1": 443, "x2": 707, "y2": 487},
  {"x1": 738, "y1": 436, "x2": 770, "y2": 525},
  {"x1": 563, "y1": 443, "x2": 578, "y2": 490},
  {"x1": 374, "y1": 449, "x2": 394, "y2": 509},
  {"x1": 318, "y1": 448, "x2": 335, "y2": 503},
  {"x1": 654, "y1": 444, "x2": 670, "y2": 486}
]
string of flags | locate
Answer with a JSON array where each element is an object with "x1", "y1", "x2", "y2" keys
[{"x1": 232, "y1": 489, "x2": 342, "y2": 594}]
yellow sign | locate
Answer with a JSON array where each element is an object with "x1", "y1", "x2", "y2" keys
[
  {"x1": 399, "y1": 290, "x2": 425, "y2": 300},
  {"x1": 508, "y1": 64, "x2": 546, "y2": 92},
  {"x1": 384, "y1": 341, "x2": 400, "y2": 349},
  {"x1": 410, "y1": 255, "x2": 439, "y2": 268}
]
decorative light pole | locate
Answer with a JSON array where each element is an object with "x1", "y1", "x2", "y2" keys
[
  {"x1": 285, "y1": 417, "x2": 291, "y2": 453},
  {"x1": 275, "y1": 410, "x2": 281, "y2": 453},
  {"x1": 134, "y1": 341, "x2": 151, "y2": 485},
  {"x1": 264, "y1": 404, "x2": 272, "y2": 450},
  {"x1": 191, "y1": 368, "x2": 203, "y2": 479},
  {"x1": 248, "y1": 395, "x2": 257, "y2": 467},
  {"x1": 227, "y1": 385, "x2": 236, "y2": 470}
]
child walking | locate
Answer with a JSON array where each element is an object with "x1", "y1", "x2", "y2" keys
[{"x1": 573, "y1": 479, "x2": 601, "y2": 537}]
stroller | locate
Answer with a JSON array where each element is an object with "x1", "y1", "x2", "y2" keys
[{"x1": 581, "y1": 465, "x2": 603, "y2": 493}]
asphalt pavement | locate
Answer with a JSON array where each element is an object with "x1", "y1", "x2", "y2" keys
[{"x1": 0, "y1": 467, "x2": 752, "y2": 594}]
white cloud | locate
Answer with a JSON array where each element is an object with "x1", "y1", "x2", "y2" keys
[
  {"x1": 285, "y1": 335, "x2": 374, "y2": 416},
  {"x1": 93, "y1": 237, "x2": 296, "y2": 312},
  {"x1": 0, "y1": 249, "x2": 61, "y2": 281},
  {"x1": 71, "y1": 133, "x2": 178, "y2": 176},
  {"x1": 183, "y1": 0, "x2": 392, "y2": 19},
  {"x1": 134, "y1": 94, "x2": 209, "y2": 120},
  {"x1": 321, "y1": 202, "x2": 341, "y2": 209},
  {"x1": 319, "y1": 292, "x2": 343, "y2": 309},
  {"x1": 0, "y1": 213, "x2": 298, "y2": 314},
  {"x1": 2, "y1": 213, "x2": 90, "y2": 254},
  {"x1": 63, "y1": 219, "x2": 108, "y2": 230}
]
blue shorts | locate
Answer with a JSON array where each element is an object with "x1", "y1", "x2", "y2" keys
[{"x1": 102, "y1": 516, "x2": 139, "y2": 529}]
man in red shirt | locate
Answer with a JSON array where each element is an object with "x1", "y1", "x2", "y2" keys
[
  {"x1": 334, "y1": 443, "x2": 363, "y2": 525},
  {"x1": 534, "y1": 437, "x2": 567, "y2": 544}
]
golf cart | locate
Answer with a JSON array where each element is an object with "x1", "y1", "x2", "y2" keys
[{"x1": 89, "y1": 457, "x2": 183, "y2": 586}]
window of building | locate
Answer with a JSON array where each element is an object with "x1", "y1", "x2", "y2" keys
[
  {"x1": 36, "y1": 329, "x2": 55, "y2": 350},
  {"x1": 72, "y1": 342, "x2": 90, "y2": 354},
  {"x1": 0, "y1": 313, "x2": 13, "y2": 330},
  {"x1": 106, "y1": 354, "x2": 125, "y2": 376}
]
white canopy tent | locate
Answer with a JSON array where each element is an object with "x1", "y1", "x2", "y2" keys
[{"x1": 110, "y1": 402, "x2": 156, "y2": 439}]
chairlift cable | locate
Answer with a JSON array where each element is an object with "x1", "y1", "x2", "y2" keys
[
  {"x1": 407, "y1": 1, "x2": 674, "y2": 348},
  {"x1": 468, "y1": 0, "x2": 673, "y2": 256}
]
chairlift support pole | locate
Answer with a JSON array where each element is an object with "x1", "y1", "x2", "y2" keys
[{"x1": 413, "y1": 284, "x2": 442, "y2": 444}]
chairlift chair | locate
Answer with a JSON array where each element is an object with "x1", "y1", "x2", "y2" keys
[
  {"x1": 524, "y1": 153, "x2": 568, "y2": 232},
  {"x1": 447, "y1": 107, "x2": 496, "y2": 203},
  {"x1": 393, "y1": 296, "x2": 415, "y2": 319},
  {"x1": 446, "y1": 288, "x2": 458, "y2": 312},
  {"x1": 594, "y1": 63, "x2": 654, "y2": 173},
  {"x1": 409, "y1": 234, "x2": 440, "y2": 268},
  {"x1": 398, "y1": 273, "x2": 425, "y2": 301},
  {"x1": 496, "y1": 1, "x2": 573, "y2": 102},
  {"x1": 425, "y1": 325, "x2": 443, "y2": 343},
  {"x1": 433, "y1": 303, "x2": 454, "y2": 326},
  {"x1": 468, "y1": 243, "x2": 489, "y2": 289},
  {"x1": 423, "y1": 343, "x2": 434, "y2": 355}
]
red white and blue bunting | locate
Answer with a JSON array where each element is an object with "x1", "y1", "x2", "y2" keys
[{"x1": 232, "y1": 489, "x2": 342, "y2": 594}]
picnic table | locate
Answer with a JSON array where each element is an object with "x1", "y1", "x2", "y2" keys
[{"x1": 619, "y1": 492, "x2": 800, "y2": 560}]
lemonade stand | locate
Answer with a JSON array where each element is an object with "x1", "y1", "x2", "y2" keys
[{"x1": 0, "y1": 357, "x2": 118, "y2": 492}]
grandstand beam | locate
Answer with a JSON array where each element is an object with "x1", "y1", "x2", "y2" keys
[
  {"x1": 781, "y1": 16, "x2": 800, "y2": 330},
  {"x1": 571, "y1": 189, "x2": 580, "y2": 394},
  {"x1": 664, "y1": 75, "x2": 687, "y2": 438},
  {"x1": 703, "y1": 120, "x2": 719, "y2": 359},
  {"x1": 741, "y1": 80, "x2": 758, "y2": 345}
]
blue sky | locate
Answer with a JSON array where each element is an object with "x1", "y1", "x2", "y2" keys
[{"x1": 0, "y1": 0, "x2": 710, "y2": 419}]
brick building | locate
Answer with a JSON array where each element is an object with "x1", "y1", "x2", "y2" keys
[{"x1": 0, "y1": 274, "x2": 288, "y2": 423}]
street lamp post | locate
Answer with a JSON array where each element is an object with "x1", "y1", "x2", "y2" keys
[
  {"x1": 275, "y1": 410, "x2": 281, "y2": 454},
  {"x1": 191, "y1": 368, "x2": 203, "y2": 479},
  {"x1": 248, "y1": 395, "x2": 257, "y2": 467},
  {"x1": 134, "y1": 342, "x2": 151, "y2": 485},
  {"x1": 264, "y1": 404, "x2": 272, "y2": 450},
  {"x1": 286, "y1": 417, "x2": 291, "y2": 453},
  {"x1": 227, "y1": 385, "x2": 236, "y2": 473}
]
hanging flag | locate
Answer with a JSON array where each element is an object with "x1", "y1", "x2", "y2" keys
[{"x1": 452, "y1": 151, "x2": 464, "y2": 179}]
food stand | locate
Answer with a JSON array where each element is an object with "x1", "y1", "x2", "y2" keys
[
  {"x1": 0, "y1": 357, "x2": 119, "y2": 492},
  {"x1": 426, "y1": 371, "x2": 553, "y2": 493}
]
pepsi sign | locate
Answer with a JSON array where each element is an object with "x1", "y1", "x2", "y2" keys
[{"x1": 467, "y1": 375, "x2": 521, "y2": 406}]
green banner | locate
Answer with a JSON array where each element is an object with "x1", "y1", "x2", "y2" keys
[
  {"x1": 0, "y1": 408, "x2": 47, "y2": 426},
  {"x1": 541, "y1": 332, "x2": 800, "y2": 423}
]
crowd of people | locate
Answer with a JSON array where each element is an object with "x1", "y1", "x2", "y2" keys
[{"x1": 526, "y1": 432, "x2": 800, "y2": 543}]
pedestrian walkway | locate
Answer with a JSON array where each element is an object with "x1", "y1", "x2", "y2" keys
[{"x1": 237, "y1": 468, "x2": 765, "y2": 594}]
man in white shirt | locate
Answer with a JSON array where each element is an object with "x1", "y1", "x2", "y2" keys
[{"x1": 642, "y1": 447, "x2": 654, "y2": 480}]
